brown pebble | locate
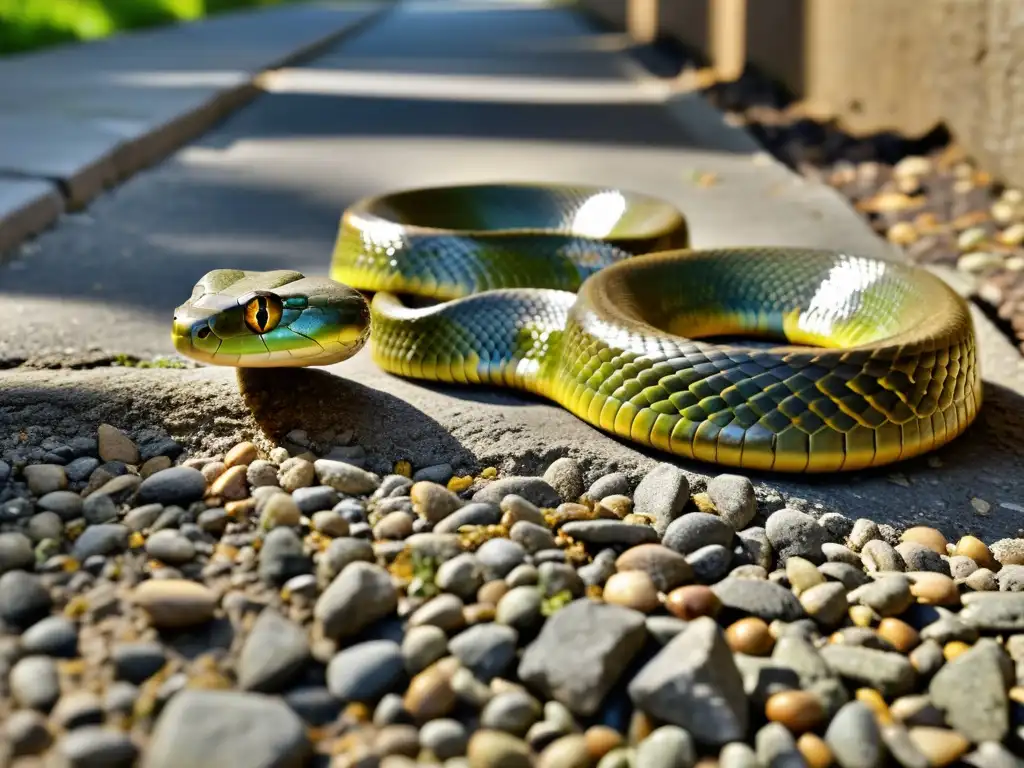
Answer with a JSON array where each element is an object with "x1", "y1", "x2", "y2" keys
[
  {"x1": 943, "y1": 641, "x2": 971, "y2": 661},
  {"x1": 538, "y1": 734, "x2": 592, "y2": 768},
  {"x1": 602, "y1": 571, "x2": 660, "y2": 614},
  {"x1": 665, "y1": 585, "x2": 721, "y2": 621},
  {"x1": 855, "y1": 688, "x2": 893, "y2": 725},
  {"x1": 201, "y1": 461, "x2": 227, "y2": 485},
  {"x1": 208, "y1": 465, "x2": 249, "y2": 501},
  {"x1": 584, "y1": 725, "x2": 622, "y2": 759},
  {"x1": 596, "y1": 495, "x2": 633, "y2": 519},
  {"x1": 478, "y1": 580, "x2": 509, "y2": 606},
  {"x1": 468, "y1": 730, "x2": 533, "y2": 768},
  {"x1": 953, "y1": 535, "x2": 994, "y2": 569},
  {"x1": 848, "y1": 605, "x2": 876, "y2": 627},
  {"x1": 225, "y1": 441, "x2": 259, "y2": 468},
  {"x1": 403, "y1": 657, "x2": 459, "y2": 722},
  {"x1": 797, "y1": 733, "x2": 833, "y2": 768},
  {"x1": 132, "y1": 579, "x2": 218, "y2": 629},
  {"x1": 614, "y1": 544, "x2": 694, "y2": 592},
  {"x1": 877, "y1": 617, "x2": 920, "y2": 653},
  {"x1": 907, "y1": 726, "x2": 969, "y2": 766},
  {"x1": 725, "y1": 617, "x2": 774, "y2": 656},
  {"x1": 900, "y1": 527, "x2": 948, "y2": 555},
  {"x1": 765, "y1": 690, "x2": 825, "y2": 733},
  {"x1": 628, "y1": 710, "x2": 654, "y2": 743},
  {"x1": 140, "y1": 456, "x2": 172, "y2": 478},
  {"x1": 464, "y1": 604, "x2": 496, "y2": 625},
  {"x1": 910, "y1": 573, "x2": 960, "y2": 606},
  {"x1": 97, "y1": 423, "x2": 139, "y2": 464}
]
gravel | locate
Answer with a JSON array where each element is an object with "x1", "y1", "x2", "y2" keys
[{"x1": 0, "y1": 428, "x2": 1020, "y2": 765}]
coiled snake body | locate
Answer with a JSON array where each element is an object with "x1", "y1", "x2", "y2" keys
[{"x1": 172, "y1": 183, "x2": 981, "y2": 473}]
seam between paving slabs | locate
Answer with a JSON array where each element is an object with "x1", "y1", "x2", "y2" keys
[{"x1": 0, "y1": 1, "x2": 396, "y2": 261}]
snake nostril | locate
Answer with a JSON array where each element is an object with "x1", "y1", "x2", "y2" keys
[{"x1": 197, "y1": 327, "x2": 211, "y2": 340}]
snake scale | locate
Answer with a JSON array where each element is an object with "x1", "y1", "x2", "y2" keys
[{"x1": 172, "y1": 183, "x2": 981, "y2": 473}]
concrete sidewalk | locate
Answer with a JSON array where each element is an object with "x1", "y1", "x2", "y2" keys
[
  {"x1": 0, "y1": 0, "x2": 392, "y2": 252},
  {"x1": 2, "y1": 0, "x2": 1024, "y2": 540}
]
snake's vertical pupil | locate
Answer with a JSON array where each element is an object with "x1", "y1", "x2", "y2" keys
[
  {"x1": 244, "y1": 293, "x2": 283, "y2": 335},
  {"x1": 255, "y1": 297, "x2": 269, "y2": 330}
]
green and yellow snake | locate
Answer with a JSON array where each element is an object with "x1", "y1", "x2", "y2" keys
[{"x1": 172, "y1": 183, "x2": 981, "y2": 473}]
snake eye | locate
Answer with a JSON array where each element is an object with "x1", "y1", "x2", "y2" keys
[
  {"x1": 196, "y1": 327, "x2": 212, "y2": 340},
  {"x1": 243, "y1": 293, "x2": 283, "y2": 335}
]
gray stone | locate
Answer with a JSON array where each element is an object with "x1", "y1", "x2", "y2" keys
[
  {"x1": 509, "y1": 520, "x2": 556, "y2": 553},
  {"x1": 615, "y1": 543, "x2": 693, "y2": 592},
  {"x1": 145, "y1": 530, "x2": 196, "y2": 565},
  {"x1": 145, "y1": 689, "x2": 311, "y2": 768},
  {"x1": 326, "y1": 640, "x2": 404, "y2": 703},
  {"x1": 645, "y1": 615, "x2": 691, "y2": 645},
  {"x1": 21, "y1": 615, "x2": 78, "y2": 657},
  {"x1": 765, "y1": 508, "x2": 827, "y2": 564},
  {"x1": 4, "y1": 709, "x2": 52, "y2": 756},
  {"x1": 719, "y1": 742, "x2": 759, "y2": 768},
  {"x1": 37, "y1": 490, "x2": 83, "y2": 520},
  {"x1": 800, "y1": 582, "x2": 849, "y2": 627},
  {"x1": 72, "y1": 524, "x2": 130, "y2": 560},
  {"x1": 10, "y1": 655, "x2": 60, "y2": 711},
  {"x1": 542, "y1": 457, "x2": 584, "y2": 503},
  {"x1": 55, "y1": 726, "x2": 138, "y2": 767},
  {"x1": 419, "y1": 718, "x2": 468, "y2": 761},
  {"x1": 433, "y1": 502, "x2": 502, "y2": 534},
  {"x1": 24, "y1": 464, "x2": 67, "y2": 495},
  {"x1": 996, "y1": 564, "x2": 1024, "y2": 592},
  {"x1": 449, "y1": 624, "x2": 518, "y2": 682},
  {"x1": 408, "y1": 593, "x2": 465, "y2": 633},
  {"x1": 560, "y1": 519, "x2": 659, "y2": 546},
  {"x1": 847, "y1": 574, "x2": 913, "y2": 616},
  {"x1": 771, "y1": 634, "x2": 834, "y2": 686},
  {"x1": 27, "y1": 511, "x2": 64, "y2": 542},
  {"x1": 411, "y1": 463, "x2": 453, "y2": 484},
  {"x1": 825, "y1": 701, "x2": 883, "y2": 768},
  {"x1": 628, "y1": 616, "x2": 748, "y2": 746},
  {"x1": 961, "y1": 592, "x2": 1024, "y2": 630},
  {"x1": 0, "y1": 570, "x2": 52, "y2": 628},
  {"x1": 315, "y1": 561, "x2": 398, "y2": 641},
  {"x1": 496, "y1": 586, "x2": 544, "y2": 633},
  {"x1": 435, "y1": 553, "x2": 484, "y2": 600},
  {"x1": 633, "y1": 462, "x2": 690, "y2": 536},
  {"x1": 65, "y1": 457, "x2": 100, "y2": 483},
  {"x1": 313, "y1": 459, "x2": 379, "y2": 495},
  {"x1": 518, "y1": 598, "x2": 647, "y2": 716},
  {"x1": 318, "y1": 537, "x2": 374, "y2": 580},
  {"x1": 473, "y1": 476, "x2": 561, "y2": 508},
  {"x1": 861, "y1": 540, "x2": 906, "y2": 573},
  {"x1": 401, "y1": 624, "x2": 448, "y2": 676},
  {"x1": 820, "y1": 645, "x2": 917, "y2": 698},
  {"x1": 82, "y1": 493, "x2": 118, "y2": 525},
  {"x1": 711, "y1": 577, "x2": 805, "y2": 622},
  {"x1": 238, "y1": 608, "x2": 311, "y2": 693},
  {"x1": 476, "y1": 537, "x2": 527, "y2": 579},
  {"x1": 962, "y1": 742, "x2": 1023, "y2": 768},
  {"x1": 928, "y1": 638, "x2": 1012, "y2": 742},
  {"x1": 755, "y1": 722, "x2": 802, "y2": 768},
  {"x1": 112, "y1": 642, "x2": 167, "y2": 684},
  {"x1": 290, "y1": 485, "x2": 339, "y2": 514},
  {"x1": 686, "y1": 543, "x2": 733, "y2": 584},
  {"x1": 136, "y1": 467, "x2": 206, "y2": 505},
  {"x1": 736, "y1": 527, "x2": 772, "y2": 570},
  {"x1": 663, "y1": 512, "x2": 734, "y2": 555},
  {"x1": 706, "y1": 474, "x2": 756, "y2": 530},
  {"x1": 585, "y1": 472, "x2": 631, "y2": 500},
  {"x1": 0, "y1": 531, "x2": 34, "y2": 573},
  {"x1": 481, "y1": 690, "x2": 542, "y2": 736},
  {"x1": 51, "y1": 691, "x2": 104, "y2": 730},
  {"x1": 258, "y1": 527, "x2": 311, "y2": 586},
  {"x1": 895, "y1": 542, "x2": 949, "y2": 574},
  {"x1": 818, "y1": 561, "x2": 871, "y2": 590},
  {"x1": 635, "y1": 725, "x2": 696, "y2": 768}
]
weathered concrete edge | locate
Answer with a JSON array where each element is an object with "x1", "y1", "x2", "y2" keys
[
  {"x1": 0, "y1": 1, "x2": 395, "y2": 254},
  {"x1": 0, "y1": 178, "x2": 65, "y2": 256}
]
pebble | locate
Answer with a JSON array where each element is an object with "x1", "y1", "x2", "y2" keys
[
  {"x1": 137, "y1": 466, "x2": 207, "y2": 505},
  {"x1": 633, "y1": 462, "x2": 690, "y2": 535},
  {"x1": 706, "y1": 473, "x2": 757, "y2": 530},
  {"x1": 132, "y1": 579, "x2": 218, "y2": 629},
  {"x1": 0, "y1": 569, "x2": 52, "y2": 628},
  {"x1": 712, "y1": 577, "x2": 805, "y2": 621},
  {"x1": 687, "y1": 543, "x2": 733, "y2": 583},
  {"x1": 537, "y1": 734, "x2": 591, "y2": 768},
  {"x1": 542, "y1": 457, "x2": 584, "y2": 502},
  {"x1": 477, "y1": 537, "x2": 528, "y2": 579},
  {"x1": 765, "y1": 690, "x2": 825, "y2": 733},
  {"x1": 315, "y1": 561, "x2": 398, "y2": 640},
  {"x1": 928, "y1": 638, "x2": 1011, "y2": 742},
  {"x1": 4, "y1": 709, "x2": 52, "y2": 756},
  {"x1": 327, "y1": 639, "x2": 405, "y2": 702},
  {"x1": 848, "y1": 574, "x2": 913, "y2": 616},
  {"x1": 725, "y1": 617, "x2": 774, "y2": 656},
  {"x1": 145, "y1": 529, "x2": 196, "y2": 564},
  {"x1": 665, "y1": 584, "x2": 721, "y2": 620},
  {"x1": 819, "y1": 644, "x2": 917, "y2": 697},
  {"x1": 628, "y1": 616, "x2": 748, "y2": 745},
  {"x1": 258, "y1": 526, "x2": 311, "y2": 585},
  {"x1": 481, "y1": 690, "x2": 541, "y2": 736},
  {"x1": 449, "y1": 623, "x2": 518, "y2": 681},
  {"x1": 420, "y1": 718, "x2": 469, "y2": 760},
  {"x1": 51, "y1": 690, "x2": 104, "y2": 730},
  {"x1": 510, "y1": 520, "x2": 556, "y2": 552},
  {"x1": 24, "y1": 464, "x2": 68, "y2": 495},
  {"x1": 0, "y1": 531, "x2": 36, "y2": 573},
  {"x1": 474, "y1": 476, "x2": 561, "y2": 508},
  {"x1": 314, "y1": 458, "x2": 379, "y2": 494},
  {"x1": 111, "y1": 642, "x2": 167, "y2": 684},
  {"x1": 466, "y1": 729, "x2": 533, "y2": 768},
  {"x1": 907, "y1": 726, "x2": 970, "y2": 766},
  {"x1": 615, "y1": 544, "x2": 693, "y2": 592},
  {"x1": 585, "y1": 472, "x2": 630, "y2": 500},
  {"x1": 37, "y1": 489, "x2": 83, "y2": 519},
  {"x1": 765, "y1": 508, "x2": 827, "y2": 564},
  {"x1": 97, "y1": 424, "x2": 138, "y2": 464},
  {"x1": 411, "y1": 481, "x2": 463, "y2": 522},
  {"x1": 145, "y1": 690, "x2": 311, "y2": 768},
  {"x1": 825, "y1": 701, "x2": 883, "y2": 768},
  {"x1": 401, "y1": 624, "x2": 449, "y2": 675},
  {"x1": 238, "y1": 608, "x2": 310, "y2": 693},
  {"x1": 603, "y1": 570, "x2": 661, "y2": 613},
  {"x1": 435, "y1": 502, "x2": 503, "y2": 533},
  {"x1": 635, "y1": 725, "x2": 696, "y2": 768},
  {"x1": 21, "y1": 615, "x2": 78, "y2": 657},
  {"x1": 409, "y1": 593, "x2": 466, "y2": 633},
  {"x1": 404, "y1": 657, "x2": 460, "y2": 722},
  {"x1": 10, "y1": 655, "x2": 60, "y2": 710},
  {"x1": 518, "y1": 598, "x2": 648, "y2": 716},
  {"x1": 561, "y1": 519, "x2": 659, "y2": 546},
  {"x1": 662, "y1": 512, "x2": 734, "y2": 555},
  {"x1": 496, "y1": 586, "x2": 544, "y2": 633},
  {"x1": 799, "y1": 581, "x2": 849, "y2": 627}
]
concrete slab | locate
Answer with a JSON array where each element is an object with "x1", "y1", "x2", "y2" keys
[
  {"x1": 1, "y1": 0, "x2": 1023, "y2": 541},
  {"x1": 0, "y1": 178, "x2": 64, "y2": 255},
  {"x1": 0, "y1": 2, "x2": 391, "y2": 207}
]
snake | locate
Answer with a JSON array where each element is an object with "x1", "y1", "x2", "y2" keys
[{"x1": 171, "y1": 182, "x2": 981, "y2": 473}]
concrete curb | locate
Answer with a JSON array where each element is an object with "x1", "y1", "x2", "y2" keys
[{"x1": 0, "y1": 1, "x2": 394, "y2": 259}]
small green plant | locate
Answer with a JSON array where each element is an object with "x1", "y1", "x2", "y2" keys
[
  {"x1": 541, "y1": 589, "x2": 574, "y2": 617},
  {"x1": 111, "y1": 354, "x2": 189, "y2": 369},
  {"x1": 407, "y1": 552, "x2": 441, "y2": 600}
]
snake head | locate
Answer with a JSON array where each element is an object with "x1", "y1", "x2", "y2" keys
[{"x1": 172, "y1": 269, "x2": 370, "y2": 368}]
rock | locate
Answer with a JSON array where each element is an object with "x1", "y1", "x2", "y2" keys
[
  {"x1": 24, "y1": 464, "x2": 68, "y2": 495},
  {"x1": 861, "y1": 540, "x2": 905, "y2": 573},
  {"x1": 225, "y1": 442, "x2": 258, "y2": 467},
  {"x1": 434, "y1": 502, "x2": 502, "y2": 533},
  {"x1": 928, "y1": 638, "x2": 1012, "y2": 742},
  {"x1": 765, "y1": 508, "x2": 827, "y2": 564},
  {"x1": 561, "y1": 519, "x2": 659, "y2": 547},
  {"x1": 314, "y1": 459, "x2": 379, "y2": 495},
  {"x1": 662, "y1": 512, "x2": 733, "y2": 555},
  {"x1": 0, "y1": 570, "x2": 52, "y2": 628},
  {"x1": 258, "y1": 527, "x2": 311, "y2": 586},
  {"x1": 408, "y1": 593, "x2": 466, "y2": 634},
  {"x1": 247, "y1": 460, "x2": 279, "y2": 488},
  {"x1": 847, "y1": 575, "x2": 913, "y2": 616},
  {"x1": 585, "y1": 472, "x2": 631, "y2": 500},
  {"x1": 435, "y1": 553, "x2": 484, "y2": 600},
  {"x1": 4, "y1": 709, "x2": 52, "y2": 756},
  {"x1": 665, "y1": 585, "x2": 721, "y2": 621},
  {"x1": 137, "y1": 467, "x2": 207, "y2": 506},
  {"x1": 72, "y1": 524, "x2": 130, "y2": 561},
  {"x1": 21, "y1": 615, "x2": 77, "y2": 657},
  {"x1": 825, "y1": 701, "x2": 883, "y2": 768},
  {"x1": 687, "y1": 544, "x2": 733, "y2": 584},
  {"x1": 260, "y1": 493, "x2": 301, "y2": 529},
  {"x1": 819, "y1": 645, "x2": 917, "y2": 698},
  {"x1": 314, "y1": 561, "x2": 397, "y2": 641},
  {"x1": 145, "y1": 690, "x2": 311, "y2": 768},
  {"x1": 755, "y1": 723, "x2": 801, "y2": 768},
  {"x1": 906, "y1": 727, "x2": 969, "y2": 767},
  {"x1": 800, "y1": 582, "x2": 849, "y2": 627},
  {"x1": 602, "y1": 571, "x2": 661, "y2": 613},
  {"x1": 327, "y1": 640, "x2": 405, "y2": 703},
  {"x1": 518, "y1": 598, "x2": 648, "y2": 716},
  {"x1": 54, "y1": 726, "x2": 138, "y2": 767},
  {"x1": 720, "y1": 742, "x2": 759, "y2": 768},
  {"x1": 481, "y1": 690, "x2": 542, "y2": 736},
  {"x1": 420, "y1": 718, "x2": 468, "y2": 760},
  {"x1": 537, "y1": 734, "x2": 592, "y2": 768},
  {"x1": 401, "y1": 626, "x2": 448, "y2": 677},
  {"x1": 208, "y1": 465, "x2": 248, "y2": 501},
  {"x1": 410, "y1": 481, "x2": 463, "y2": 523},
  {"x1": 476, "y1": 538, "x2": 528, "y2": 580},
  {"x1": 960, "y1": 592, "x2": 1024, "y2": 629},
  {"x1": 633, "y1": 463, "x2": 690, "y2": 535},
  {"x1": 0, "y1": 531, "x2": 35, "y2": 573},
  {"x1": 278, "y1": 458, "x2": 315, "y2": 492},
  {"x1": 37, "y1": 490, "x2": 83, "y2": 520},
  {"x1": 712, "y1": 578, "x2": 805, "y2": 622},
  {"x1": 736, "y1": 527, "x2": 772, "y2": 570},
  {"x1": 97, "y1": 424, "x2": 139, "y2": 464},
  {"x1": 466, "y1": 730, "x2": 533, "y2": 768},
  {"x1": 10, "y1": 656, "x2": 60, "y2": 711},
  {"x1": 496, "y1": 586, "x2": 544, "y2": 633},
  {"x1": 509, "y1": 520, "x2": 557, "y2": 553},
  {"x1": 238, "y1": 609, "x2": 310, "y2": 693},
  {"x1": 318, "y1": 537, "x2": 374, "y2": 580},
  {"x1": 896, "y1": 542, "x2": 949, "y2": 574},
  {"x1": 542, "y1": 458, "x2": 585, "y2": 502},
  {"x1": 473, "y1": 476, "x2": 561, "y2": 508},
  {"x1": 132, "y1": 579, "x2": 218, "y2": 629},
  {"x1": 404, "y1": 657, "x2": 460, "y2": 722},
  {"x1": 449, "y1": 624, "x2": 518, "y2": 681},
  {"x1": 615, "y1": 544, "x2": 693, "y2": 592},
  {"x1": 636, "y1": 725, "x2": 696, "y2": 768},
  {"x1": 145, "y1": 530, "x2": 196, "y2": 565},
  {"x1": 51, "y1": 691, "x2": 104, "y2": 730},
  {"x1": 628, "y1": 616, "x2": 748, "y2": 745},
  {"x1": 706, "y1": 474, "x2": 757, "y2": 530},
  {"x1": 111, "y1": 642, "x2": 167, "y2": 684}
]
